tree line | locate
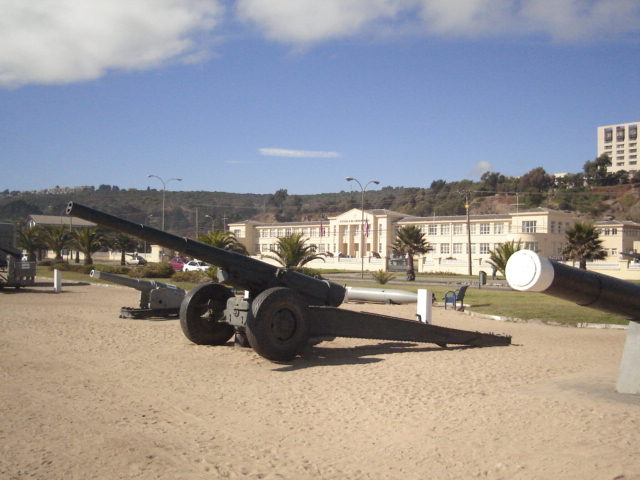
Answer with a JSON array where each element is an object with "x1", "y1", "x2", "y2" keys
[{"x1": 3, "y1": 154, "x2": 639, "y2": 237}]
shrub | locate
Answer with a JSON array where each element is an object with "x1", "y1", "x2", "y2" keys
[
  {"x1": 129, "y1": 262, "x2": 174, "y2": 278},
  {"x1": 172, "y1": 270, "x2": 212, "y2": 284},
  {"x1": 94, "y1": 264, "x2": 131, "y2": 275},
  {"x1": 50, "y1": 262, "x2": 93, "y2": 274},
  {"x1": 371, "y1": 269, "x2": 395, "y2": 284}
]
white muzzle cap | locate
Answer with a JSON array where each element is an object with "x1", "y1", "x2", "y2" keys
[{"x1": 505, "y1": 250, "x2": 555, "y2": 292}]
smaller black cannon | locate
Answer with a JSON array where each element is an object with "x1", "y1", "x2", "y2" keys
[
  {"x1": 90, "y1": 269, "x2": 185, "y2": 319},
  {"x1": 67, "y1": 202, "x2": 510, "y2": 361}
]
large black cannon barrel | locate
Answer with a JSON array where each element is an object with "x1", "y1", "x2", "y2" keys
[
  {"x1": 66, "y1": 202, "x2": 346, "y2": 307},
  {"x1": 505, "y1": 250, "x2": 640, "y2": 321}
]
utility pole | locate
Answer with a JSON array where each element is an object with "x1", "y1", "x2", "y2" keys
[{"x1": 460, "y1": 190, "x2": 473, "y2": 276}]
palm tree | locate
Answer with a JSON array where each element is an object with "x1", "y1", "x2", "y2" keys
[
  {"x1": 198, "y1": 230, "x2": 248, "y2": 255},
  {"x1": 391, "y1": 225, "x2": 432, "y2": 281},
  {"x1": 265, "y1": 233, "x2": 324, "y2": 269},
  {"x1": 72, "y1": 227, "x2": 106, "y2": 265},
  {"x1": 562, "y1": 222, "x2": 606, "y2": 270},
  {"x1": 487, "y1": 240, "x2": 523, "y2": 278},
  {"x1": 40, "y1": 225, "x2": 71, "y2": 262},
  {"x1": 17, "y1": 225, "x2": 44, "y2": 261},
  {"x1": 111, "y1": 233, "x2": 137, "y2": 265}
]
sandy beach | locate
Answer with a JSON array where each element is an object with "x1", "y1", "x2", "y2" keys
[{"x1": 1, "y1": 281, "x2": 639, "y2": 480}]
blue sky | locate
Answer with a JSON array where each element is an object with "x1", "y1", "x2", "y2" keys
[{"x1": 1, "y1": 0, "x2": 639, "y2": 195}]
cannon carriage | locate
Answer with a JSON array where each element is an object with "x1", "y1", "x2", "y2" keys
[{"x1": 67, "y1": 202, "x2": 510, "y2": 362}]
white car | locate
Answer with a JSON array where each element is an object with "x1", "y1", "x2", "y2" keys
[{"x1": 182, "y1": 260, "x2": 210, "y2": 272}]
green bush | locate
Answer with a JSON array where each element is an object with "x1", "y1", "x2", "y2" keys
[
  {"x1": 49, "y1": 262, "x2": 132, "y2": 275},
  {"x1": 128, "y1": 262, "x2": 174, "y2": 278},
  {"x1": 172, "y1": 270, "x2": 211, "y2": 284},
  {"x1": 371, "y1": 269, "x2": 395, "y2": 284},
  {"x1": 94, "y1": 264, "x2": 131, "y2": 274},
  {"x1": 50, "y1": 262, "x2": 93, "y2": 274}
]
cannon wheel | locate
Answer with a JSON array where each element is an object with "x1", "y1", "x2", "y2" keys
[
  {"x1": 246, "y1": 287, "x2": 309, "y2": 362},
  {"x1": 179, "y1": 283, "x2": 235, "y2": 345}
]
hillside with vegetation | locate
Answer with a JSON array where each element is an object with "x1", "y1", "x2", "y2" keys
[{"x1": 2, "y1": 155, "x2": 639, "y2": 237}]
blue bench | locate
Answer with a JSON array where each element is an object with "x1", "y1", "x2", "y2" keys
[{"x1": 443, "y1": 285, "x2": 468, "y2": 311}]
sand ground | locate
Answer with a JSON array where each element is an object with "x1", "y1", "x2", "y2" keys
[{"x1": 1, "y1": 281, "x2": 639, "y2": 480}]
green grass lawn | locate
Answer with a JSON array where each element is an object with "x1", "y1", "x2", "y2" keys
[{"x1": 38, "y1": 267, "x2": 629, "y2": 326}]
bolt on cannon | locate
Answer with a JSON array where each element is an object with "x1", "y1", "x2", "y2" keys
[{"x1": 67, "y1": 202, "x2": 511, "y2": 362}]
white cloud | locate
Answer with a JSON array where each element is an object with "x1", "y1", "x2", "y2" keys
[
  {"x1": 0, "y1": 0, "x2": 222, "y2": 87},
  {"x1": 259, "y1": 147, "x2": 342, "y2": 159},
  {"x1": 236, "y1": 0, "x2": 409, "y2": 45},
  {"x1": 3, "y1": 0, "x2": 637, "y2": 87},
  {"x1": 237, "y1": 0, "x2": 640, "y2": 44},
  {"x1": 471, "y1": 160, "x2": 492, "y2": 178}
]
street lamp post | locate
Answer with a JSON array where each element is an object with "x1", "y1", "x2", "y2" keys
[
  {"x1": 345, "y1": 177, "x2": 380, "y2": 279},
  {"x1": 205, "y1": 214, "x2": 215, "y2": 233},
  {"x1": 147, "y1": 174, "x2": 182, "y2": 231}
]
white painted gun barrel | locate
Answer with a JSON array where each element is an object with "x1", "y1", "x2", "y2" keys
[
  {"x1": 345, "y1": 286, "x2": 418, "y2": 304},
  {"x1": 505, "y1": 250, "x2": 640, "y2": 322}
]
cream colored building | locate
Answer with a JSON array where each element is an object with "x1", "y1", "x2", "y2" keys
[
  {"x1": 597, "y1": 121, "x2": 639, "y2": 174},
  {"x1": 229, "y1": 208, "x2": 640, "y2": 279}
]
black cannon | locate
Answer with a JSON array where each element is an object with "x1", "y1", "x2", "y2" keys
[
  {"x1": 67, "y1": 202, "x2": 510, "y2": 361},
  {"x1": 90, "y1": 269, "x2": 185, "y2": 318},
  {"x1": 505, "y1": 250, "x2": 640, "y2": 321}
]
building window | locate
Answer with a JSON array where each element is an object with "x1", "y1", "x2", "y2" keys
[
  {"x1": 630, "y1": 125, "x2": 638, "y2": 141},
  {"x1": 428, "y1": 224, "x2": 437, "y2": 235},
  {"x1": 522, "y1": 221, "x2": 537, "y2": 233},
  {"x1": 524, "y1": 242, "x2": 538, "y2": 251},
  {"x1": 452, "y1": 243, "x2": 463, "y2": 254},
  {"x1": 466, "y1": 244, "x2": 476, "y2": 254},
  {"x1": 479, "y1": 243, "x2": 490, "y2": 254},
  {"x1": 617, "y1": 126, "x2": 626, "y2": 141},
  {"x1": 494, "y1": 223, "x2": 504, "y2": 234},
  {"x1": 480, "y1": 223, "x2": 490, "y2": 235},
  {"x1": 440, "y1": 243, "x2": 450, "y2": 254},
  {"x1": 604, "y1": 128, "x2": 613, "y2": 142},
  {"x1": 453, "y1": 224, "x2": 463, "y2": 235},
  {"x1": 440, "y1": 224, "x2": 450, "y2": 235},
  {"x1": 233, "y1": 229, "x2": 242, "y2": 238},
  {"x1": 605, "y1": 145, "x2": 612, "y2": 150},
  {"x1": 550, "y1": 221, "x2": 555, "y2": 233},
  {"x1": 468, "y1": 224, "x2": 476, "y2": 235}
]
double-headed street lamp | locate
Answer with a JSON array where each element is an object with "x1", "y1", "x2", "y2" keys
[
  {"x1": 147, "y1": 174, "x2": 182, "y2": 231},
  {"x1": 345, "y1": 177, "x2": 380, "y2": 279}
]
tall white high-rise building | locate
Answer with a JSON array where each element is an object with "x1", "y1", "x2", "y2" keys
[{"x1": 597, "y1": 121, "x2": 639, "y2": 174}]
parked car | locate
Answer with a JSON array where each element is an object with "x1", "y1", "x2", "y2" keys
[
  {"x1": 168, "y1": 257, "x2": 189, "y2": 271},
  {"x1": 182, "y1": 260, "x2": 211, "y2": 272},
  {"x1": 126, "y1": 253, "x2": 147, "y2": 265}
]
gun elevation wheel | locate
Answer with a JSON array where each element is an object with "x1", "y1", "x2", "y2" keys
[
  {"x1": 246, "y1": 287, "x2": 309, "y2": 362},
  {"x1": 179, "y1": 283, "x2": 235, "y2": 345}
]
